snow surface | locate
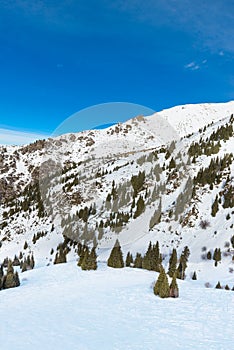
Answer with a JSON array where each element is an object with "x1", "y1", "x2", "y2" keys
[{"x1": 0, "y1": 262, "x2": 233, "y2": 350}]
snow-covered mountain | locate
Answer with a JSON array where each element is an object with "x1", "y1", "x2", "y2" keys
[
  {"x1": 1, "y1": 101, "x2": 234, "y2": 350},
  {"x1": 0, "y1": 101, "x2": 233, "y2": 283}
]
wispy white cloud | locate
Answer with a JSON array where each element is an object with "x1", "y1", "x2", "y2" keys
[
  {"x1": 184, "y1": 58, "x2": 208, "y2": 71},
  {"x1": 0, "y1": 128, "x2": 48, "y2": 146},
  {"x1": 184, "y1": 62, "x2": 200, "y2": 71}
]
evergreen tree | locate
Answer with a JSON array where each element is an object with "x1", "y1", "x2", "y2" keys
[
  {"x1": 142, "y1": 241, "x2": 161, "y2": 272},
  {"x1": 168, "y1": 248, "x2": 177, "y2": 277},
  {"x1": 30, "y1": 254, "x2": 35, "y2": 269},
  {"x1": 12, "y1": 255, "x2": 20, "y2": 266},
  {"x1": 125, "y1": 251, "x2": 133, "y2": 267},
  {"x1": 107, "y1": 240, "x2": 124, "y2": 268},
  {"x1": 169, "y1": 274, "x2": 179, "y2": 298},
  {"x1": 211, "y1": 196, "x2": 219, "y2": 217},
  {"x1": 133, "y1": 253, "x2": 143, "y2": 268},
  {"x1": 78, "y1": 244, "x2": 88, "y2": 266},
  {"x1": 215, "y1": 281, "x2": 222, "y2": 289},
  {"x1": 169, "y1": 157, "x2": 176, "y2": 169},
  {"x1": 21, "y1": 259, "x2": 28, "y2": 272},
  {"x1": 213, "y1": 248, "x2": 221, "y2": 266},
  {"x1": 192, "y1": 271, "x2": 197, "y2": 280},
  {"x1": 81, "y1": 247, "x2": 97, "y2": 270},
  {"x1": 176, "y1": 246, "x2": 190, "y2": 280},
  {"x1": 154, "y1": 266, "x2": 170, "y2": 298},
  {"x1": 2, "y1": 260, "x2": 20, "y2": 289}
]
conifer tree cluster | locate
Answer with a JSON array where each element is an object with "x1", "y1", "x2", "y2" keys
[
  {"x1": 32, "y1": 230, "x2": 47, "y2": 244},
  {"x1": 142, "y1": 241, "x2": 162, "y2": 272},
  {"x1": 21, "y1": 254, "x2": 35, "y2": 272},
  {"x1": 188, "y1": 120, "x2": 233, "y2": 159},
  {"x1": 0, "y1": 260, "x2": 20, "y2": 290},
  {"x1": 154, "y1": 266, "x2": 179, "y2": 298},
  {"x1": 215, "y1": 281, "x2": 234, "y2": 291},
  {"x1": 194, "y1": 154, "x2": 233, "y2": 187}
]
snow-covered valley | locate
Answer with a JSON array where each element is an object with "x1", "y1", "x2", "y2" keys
[{"x1": 1, "y1": 262, "x2": 233, "y2": 350}]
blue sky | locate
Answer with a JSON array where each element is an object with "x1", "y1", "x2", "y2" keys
[{"x1": 0, "y1": 0, "x2": 233, "y2": 144}]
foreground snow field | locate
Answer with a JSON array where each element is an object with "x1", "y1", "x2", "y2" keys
[{"x1": 1, "y1": 262, "x2": 233, "y2": 350}]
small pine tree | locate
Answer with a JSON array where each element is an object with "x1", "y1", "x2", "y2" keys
[
  {"x1": 133, "y1": 253, "x2": 143, "y2": 268},
  {"x1": 78, "y1": 245, "x2": 88, "y2": 267},
  {"x1": 213, "y1": 248, "x2": 221, "y2": 266},
  {"x1": 107, "y1": 240, "x2": 124, "y2": 268},
  {"x1": 12, "y1": 255, "x2": 20, "y2": 266},
  {"x1": 30, "y1": 255, "x2": 35, "y2": 269},
  {"x1": 215, "y1": 281, "x2": 222, "y2": 289},
  {"x1": 211, "y1": 196, "x2": 219, "y2": 217},
  {"x1": 176, "y1": 246, "x2": 190, "y2": 280},
  {"x1": 54, "y1": 246, "x2": 67, "y2": 264},
  {"x1": 168, "y1": 248, "x2": 177, "y2": 277},
  {"x1": 21, "y1": 260, "x2": 27, "y2": 272},
  {"x1": 81, "y1": 247, "x2": 97, "y2": 270},
  {"x1": 192, "y1": 271, "x2": 197, "y2": 280},
  {"x1": 125, "y1": 252, "x2": 133, "y2": 267},
  {"x1": 154, "y1": 266, "x2": 170, "y2": 298},
  {"x1": 169, "y1": 158, "x2": 176, "y2": 169},
  {"x1": 2, "y1": 260, "x2": 20, "y2": 289}
]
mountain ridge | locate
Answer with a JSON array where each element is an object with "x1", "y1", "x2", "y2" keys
[{"x1": 0, "y1": 100, "x2": 233, "y2": 285}]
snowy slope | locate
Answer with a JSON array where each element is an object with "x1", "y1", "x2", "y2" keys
[
  {"x1": 154, "y1": 101, "x2": 234, "y2": 136},
  {"x1": 0, "y1": 262, "x2": 233, "y2": 350}
]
